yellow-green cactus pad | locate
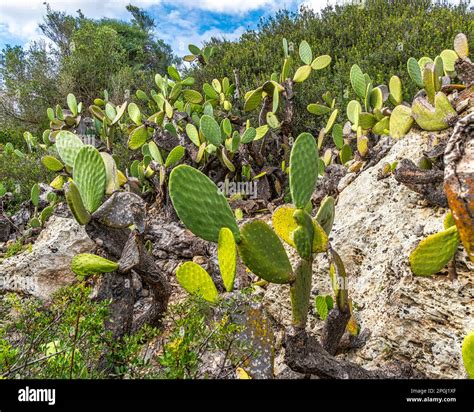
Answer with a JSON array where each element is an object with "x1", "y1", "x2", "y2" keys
[
  {"x1": 440, "y1": 49, "x2": 458, "y2": 74},
  {"x1": 73, "y1": 145, "x2": 106, "y2": 213},
  {"x1": 165, "y1": 145, "x2": 185, "y2": 168},
  {"x1": 389, "y1": 105, "x2": 414, "y2": 139},
  {"x1": 462, "y1": 331, "x2": 474, "y2": 378},
  {"x1": 289, "y1": 132, "x2": 319, "y2": 209},
  {"x1": 176, "y1": 261, "x2": 218, "y2": 303},
  {"x1": 293, "y1": 65, "x2": 312, "y2": 83},
  {"x1": 71, "y1": 253, "x2": 118, "y2": 278},
  {"x1": 237, "y1": 220, "x2": 293, "y2": 284},
  {"x1": 100, "y1": 152, "x2": 119, "y2": 195},
  {"x1": 64, "y1": 181, "x2": 91, "y2": 225},
  {"x1": 42, "y1": 155, "x2": 64, "y2": 172},
  {"x1": 311, "y1": 55, "x2": 331, "y2": 70},
  {"x1": 55, "y1": 131, "x2": 84, "y2": 167},
  {"x1": 169, "y1": 165, "x2": 240, "y2": 243},
  {"x1": 412, "y1": 92, "x2": 457, "y2": 131},
  {"x1": 409, "y1": 226, "x2": 460, "y2": 276},
  {"x1": 218, "y1": 227, "x2": 237, "y2": 292},
  {"x1": 315, "y1": 196, "x2": 335, "y2": 235},
  {"x1": 128, "y1": 125, "x2": 148, "y2": 150},
  {"x1": 389, "y1": 75, "x2": 403, "y2": 106},
  {"x1": 272, "y1": 205, "x2": 328, "y2": 252},
  {"x1": 272, "y1": 205, "x2": 298, "y2": 247}
]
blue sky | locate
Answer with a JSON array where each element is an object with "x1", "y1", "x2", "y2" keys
[{"x1": 0, "y1": 0, "x2": 336, "y2": 55}]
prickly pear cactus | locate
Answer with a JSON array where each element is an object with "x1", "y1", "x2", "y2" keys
[
  {"x1": 389, "y1": 105, "x2": 414, "y2": 139},
  {"x1": 71, "y1": 253, "x2": 119, "y2": 278},
  {"x1": 237, "y1": 220, "x2": 293, "y2": 284},
  {"x1": 289, "y1": 132, "x2": 319, "y2": 208},
  {"x1": 409, "y1": 226, "x2": 460, "y2": 276},
  {"x1": 315, "y1": 196, "x2": 335, "y2": 235},
  {"x1": 176, "y1": 261, "x2": 219, "y2": 303},
  {"x1": 290, "y1": 259, "x2": 312, "y2": 328},
  {"x1": 412, "y1": 92, "x2": 457, "y2": 131},
  {"x1": 73, "y1": 145, "x2": 106, "y2": 213},
  {"x1": 218, "y1": 227, "x2": 237, "y2": 292},
  {"x1": 169, "y1": 165, "x2": 240, "y2": 242}
]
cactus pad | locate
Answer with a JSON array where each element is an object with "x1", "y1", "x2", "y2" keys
[
  {"x1": 55, "y1": 131, "x2": 84, "y2": 167},
  {"x1": 64, "y1": 181, "x2": 91, "y2": 225},
  {"x1": 176, "y1": 261, "x2": 218, "y2": 303},
  {"x1": 42, "y1": 155, "x2": 64, "y2": 172},
  {"x1": 462, "y1": 331, "x2": 474, "y2": 378},
  {"x1": 293, "y1": 65, "x2": 312, "y2": 83},
  {"x1": 412, "y1": 92, "x2": 457, "y2": 131},
  {"x1": 237, "y1": 220, "x2": 293, "y2": 284},
  {"x1": 218, "y1": 227, "x2": 237, "y2": 292},
  {"x1": 407, "y1": 57, "x2": 424, "y2": 88},
  {"x1": 272, "y1": 205, "x2": 299, "y2": 247},
  {"x1": 169, "y1": 165, "x2": 239, "y2": 242},
  {"x1": 71, "y1": 253, "x2": 118, "y2": 278},
  {"x1": 315, "y1": 196, "x2": 335, "y2": 235},
  {"x1": 454, "y1": 33, "x2": 469, "y2": 59},
  {"x1": 289, "y1": 132, "x2": 319, "y2": 208},
  {"x1": 389, "y1": 105, "x2": 414, "y2": 139},
  {"x1": 100, "y1": 152, "x2": 119, "y2": 195},
  {"x1": 73, "y1": 145, "x2": 106, "y2": 213},
  {"x1": 200, "y1": 115, "x2": 222, "y2": 146},
  {"x1": 350, "y1": 64, "x2": 366, "y2": 99},
  {"x1": 409, "y1": 226, "x2": 460, "y2": 276},
  {"x1": 290, "y1": 259, "x2": 312, "y2": 328}
]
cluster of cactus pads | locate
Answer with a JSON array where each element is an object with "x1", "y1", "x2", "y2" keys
[{"x1": 169, "y1": 132, "x2": 351, "y2": 329}]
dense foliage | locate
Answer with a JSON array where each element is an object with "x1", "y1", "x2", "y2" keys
[{"x1": 190, "y1": 0, "x2": 473, "y2": 133}]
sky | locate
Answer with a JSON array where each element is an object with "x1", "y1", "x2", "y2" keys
[{"x1": 0, "y1": 0, "x2": 340, "y2": 55}]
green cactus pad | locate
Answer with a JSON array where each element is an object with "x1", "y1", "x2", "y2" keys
[
  {"x1": 218, "y1": 227, "x2": 237, "y2": 292},
  {"x1": 307, "y1": 103, "x2": 332, "y2": 115},
  {"x1": 315, "y1": 196, "x2": 335, "y2": 235},
  {"x1": 347, "y1": 100, "x2": 362, "y2": 124},
  {"x1": 42, "y1": 155, "x2": 64, "y2": 172},
  {"x1": 237, "y1": 220, "x2": 293, "y2": 284},
  {"x1": 73, "y1": 145, "x2": 106, "y2": 213},
  {"x1": 339, "y1": 143, "x2": 353, "y2": 164},
  {"x1": 240, "y1": 127, "x2": 257, "y2": 144},
  {"x1": 55, "y1": 131, "x2": 84, "y2": 167},
  {"x1": 407, "y1": 57, "x2": 424, "y2": 88},
  {"x1": 389, "y1": 105, "x2": 414, "y2": 139},
  {"x1": 100, "y1": 152, "x2": 119, "y2": 195},
  {"x1": 289, "y1": 132, "x2": 319, "y2": 209},
  {"x1": 423, "y1": 63, "x2": 436, "y2": 104},
  {"x1": 312, "y1": 219, "x2": 329, "y2": 253},
  {"x1": 325, "y1": 109, "x2": 338, "y2": 133},
  {"x1": 440, "y1": 49, "x2": 458, "y2": 73},
  {"x1": 165, "y1": 145, "x2": 185, "y2": 168},
  {"x1": 298, "y1": 40, "x2": 312, "y2": 65},
  {"x1": 128, "y1": 125, "x2": 148, "y2": 150},
  {"x1": 444, "y1": 212, "x2": 456, "y2": 229},
  {"x1": 412, "y1": 92, "x2": 457, "y2": 131},
  {"x1": 176, "y1": 261, "x2": 218, "y2": 303},
  {"x1": 409, "y1": 226, "x2": 460, "y2": 276},
  {"x1": 71, "y1": 253, "x2": 118, "y2": 278},
  {"x1": 292, "y1": 210, "x2": 314, "y2": 259},
  {"x1": 462, "y1": 331, "x2": 474, "y2": 378},
  {"x1": 243, "y1": 88, "x2": 263, "y2": 112},
  {"x1": 64, "y1": 181, "x2": 91, "y2": 225},
  {"x1": 200, "y1": 115, "x2": 222, "y2": 146},
  {"x1": 128, "y1": 102, "x2": 142, "y2": 125},
  {"x1": 350, "y1": 64, "x2": 367, "y2": 99},
  {"x1": 182, "y1": 89, "x2": 203, "y2": 104},
  {"x1": 169, "y1": 165, "x2": 239, "y2": 242},
  {"x1": 185, "y1": 123, "x2": 200, "y2": 146},
  {"x1": 290, "y1": 259, "x2": 312, "y2": 328}
]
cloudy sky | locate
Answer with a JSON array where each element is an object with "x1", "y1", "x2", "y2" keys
[{"x1": 0, "y1": 0, "x2": 340, "y2": 55}]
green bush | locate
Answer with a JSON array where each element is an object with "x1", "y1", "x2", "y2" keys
[{"x1": 189, "y1": 0, "x2": 473, "y2": 133}]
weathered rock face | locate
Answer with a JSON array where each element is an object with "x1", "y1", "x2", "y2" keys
[
  {"x1": 0, "y1": 215, "x2": 95, "y2": 300},
  {"x1": 263, "y1": 131, "x2": 474, "y2": 378}
]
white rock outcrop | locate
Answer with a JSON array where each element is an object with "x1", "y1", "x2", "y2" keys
[{"x1": 0, "y1": 215, "x2": 95, "y2": 300}]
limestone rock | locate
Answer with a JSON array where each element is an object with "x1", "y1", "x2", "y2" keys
[{"x1": 0, "y1": 215, "x2": 95, "y2": 300}]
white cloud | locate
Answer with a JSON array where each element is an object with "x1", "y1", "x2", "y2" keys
[
  {"x1": 176, "y1": 0, "x2": 277, "y2": 14},
  {"x1": 299, "y1": 0, "x2": 340, "y2": 12},
  {"x1": 0, "y1": 0, "x2": 162, "y2": 44}
]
